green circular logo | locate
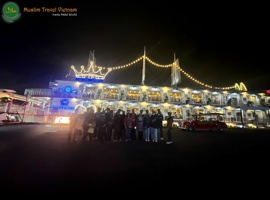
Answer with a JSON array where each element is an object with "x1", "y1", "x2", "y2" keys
[{"x1": 2, "y1": 1, "x2": 21, "y2": 23}]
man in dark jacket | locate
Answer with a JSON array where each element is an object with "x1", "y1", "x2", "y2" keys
[
  {"x1": 157, "y1": 109, "x2": 164, "y2": 140},
  {"x1": 105, "y1": 108, "x2": 114, "y2": 142},
  {"x1": 166, "y1": 112, "x2": 174, "y2": 145},
  {"x1": 113, "y1": 109, "x2": 122, "y2": 141},
  {"x1": 96, "y1": 108, "x2": 106, "y2": 142},
  {"x1": 149, "y1": 110, "x2": 158, "y2": 142}
]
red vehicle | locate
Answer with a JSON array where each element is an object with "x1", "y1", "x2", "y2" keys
[{"x1": 179, "y1": 113, "x2": 228, "y2": 132}]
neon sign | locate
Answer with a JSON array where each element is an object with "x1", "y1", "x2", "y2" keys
[
  {"x1": 75, "y1": 77, "x2": 104, "y2": 83},
  {"x1": 59, "y1": 86, "x2": 77, "y2": 93},
  {"x1": 60, "y1": 98, "x2": 69, "y2": 106}
]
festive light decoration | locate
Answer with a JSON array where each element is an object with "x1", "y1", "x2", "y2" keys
[
  {"x1": 71, "y1": 61, "x2": 112, "y2": 80},
  {"x1": 70, "y1": 54, "x2": 247, "y2": 91},
  {"x1": 235, "y1": 82, "x2": 247, "y2": 91}
]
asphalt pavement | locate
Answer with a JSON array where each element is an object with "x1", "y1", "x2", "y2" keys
[{"x1": 0, "y1": 125, "x2": 269, "y2": 197}]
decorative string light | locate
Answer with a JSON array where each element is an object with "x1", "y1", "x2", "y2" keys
[{"x1": 71, "y1": 55, "x2": 247, "y2": 91}]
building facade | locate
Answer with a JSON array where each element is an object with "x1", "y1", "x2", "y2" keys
[
  {"x1": 4, "y1": 50, "x2": 269, "y2": 128},
  {"x1": 23, "y1": 80, "x2": 270, "y2": 128}
]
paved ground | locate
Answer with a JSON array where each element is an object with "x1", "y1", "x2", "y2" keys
[{"x1": 0, "y1": 125, "x2": 269, "y2": 197}]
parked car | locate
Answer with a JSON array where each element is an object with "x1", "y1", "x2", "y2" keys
[{"x1": 179, "y1": 113, "x2": 228, "y2": 132}]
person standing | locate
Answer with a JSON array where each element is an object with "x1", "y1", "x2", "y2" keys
[
  {"x1": 136, "y1": 110, "x2": 144, "y2": 141},
  {"x1": 74, "y1": 113, "x2": 84, "y2": 143},
  {"x1": 86, "y1": 108, "x2": 96, "y2": 142},
  {"x1": 68, "y1": 108, "x2": 79, "y2": 142},
  {"x1": 124, "y1": 112, "x2": 133, "y2": 141},
  {"x1": 96, "y1": 108, "x2": 107, "y2": 142},
  {"x1": 149, "y1": 110, "x2": 158, "y2": 142},
  {"x1": 254, "y1": 112, "x2": 259, "y2": 128},
  {"x1": 93, "y1": 107, "x2": 102, "y2": 140},
  {"x1": 157, "y1": 109, "x2": 164, "y2": 140},
  {"x1": 130, "y1": 109, "x2": 137, "y2": 140},
  {"x1": 143, "y1": 110, "x2": 151, "y2": 142},
  {"x1": 105, "y1": 108, "x2": 114, "y2": 142},
  {"x1": 81, "y1": 107, "x2": 95, "y2": 143},
  {"x1": 119, "y1": 110, "x2": 126, "y2": 141},
  {"x1": 166, "y1": 112, "x2": 174, "y2": 145},
  {"x1": 113, "y1": 109, "x2": 122, "y2": 141}
]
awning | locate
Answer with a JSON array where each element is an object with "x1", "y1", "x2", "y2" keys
[{"x1": 0, "y1": 89, "x2": 17, "y2": 93}]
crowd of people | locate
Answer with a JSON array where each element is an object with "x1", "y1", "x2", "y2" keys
[{"x1": 68, "y1": 107, "x2": 174, "y2": 145}]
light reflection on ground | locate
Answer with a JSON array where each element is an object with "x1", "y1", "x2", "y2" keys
[{"x1": 0, "y1": 124, "x2": 69, "y2": 152}]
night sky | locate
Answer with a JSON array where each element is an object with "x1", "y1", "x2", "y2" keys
[{"x1": 1, "y1": 1, "x2": 269, "y2": 95}]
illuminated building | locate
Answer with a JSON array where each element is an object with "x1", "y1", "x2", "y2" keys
[{"x1": 3, "y1": 49, "x2": 269, "y2": 128}]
